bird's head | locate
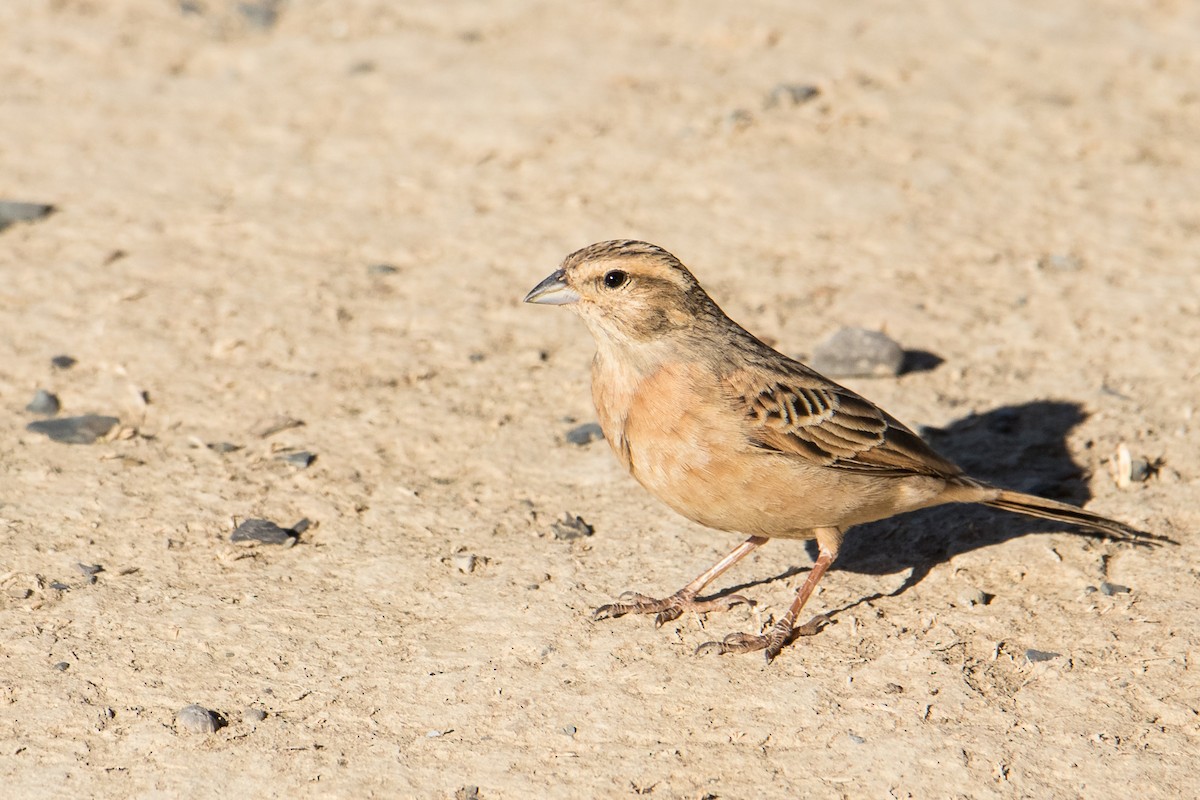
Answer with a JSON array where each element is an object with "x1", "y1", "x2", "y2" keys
[{"x1": 524, "y1": 240, "x2": 718, "y2": 346}]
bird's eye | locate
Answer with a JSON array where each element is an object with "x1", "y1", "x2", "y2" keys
[{"x1": 603, "y1": 270, "x2": 628, "y2": 289}]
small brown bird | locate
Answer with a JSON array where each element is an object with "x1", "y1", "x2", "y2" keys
[{"x1": 525, "y1": 240, "x2": 1158, "y2": 661}]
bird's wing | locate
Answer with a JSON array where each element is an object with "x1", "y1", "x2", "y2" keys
[{"x1": 728, "y1": 366, "x2": 963, "y2": 479}]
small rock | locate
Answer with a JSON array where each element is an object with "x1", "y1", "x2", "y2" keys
[
  {"x1": 810, "y1": 327, "x2": 904, "y2": 378},
  {"x1": 50, "y1": 355, "x2": 77, "y2": 369},
  {"x1": 242, "y1": 707, "x2": 267, "y2": 723},
  {"x1": 765, "y1": 83, "x2": 820, "y2": 108},
  {"x1": 957, "y1": 588, "x2": 991, "y2": 608},
  {"x1": 176, "y1": 704, "x2": 220, "y2": 734},
  {"x1": 368, "y1": 263, "x2": 399, "y2": 275},
  {"x1": 1100, "y1": 581, "x2": 1131, "y2": 596},
  {"x1": 883, "y1": 683, "x2": 904, "y2": 694},
  {"x1": 565, "y1": 422, "x2": 604, "y2": 446},
  {"x1": 562, "y1": 725, "x2": 577, "y2": 736},
  {"x1": 230, "y1": 518, "x2": 298, "y2": 546},
  {"x1": 452, "y1": 552, "x2": 478, "y2": 574},
  {"x1": 426, "y1": 729, "x2": 443, "y2": 738},
  {"x1": 551, "y1": 514, "x2": 594, "y2": 541},
  {"x1": 53, "y1": 661, "x2": 70, "y2": 671},
  {"x1": 455, "y1": 788, "x2": 480, "y2": 800},
  {"x1": 0, "y1": 200, "x2": 55, "y2": 232},
  {"x1": 1037, "y1": 253, "x2": 1083, "y2": 272},
  {"x1": 1025, "y1": 649, "x2": 1061, "y2": 664},
  {"x1": 848, "y1": 733, "x2": 866, "y2": 744},
  {"x1": 27, "y1": 415, "x2": 119, "y2": 444},
  {"x1": 25, "y1": 389, "x2": 60, "y2": 416},
  {"x1": 237, "y1": 0, "x2": 282, "y2": 29},
  {"x1": 207, "y1": 442, "x2": 242, "y2": 453},
  {"x1": 49, "y1": 581, "x2": 70, "y2": 591},
  {"x1": 277, "y1": 451, "x2": 316, "y2": 468},
  {"x1": 75, "y1": 563, "x2": 103, "y2": 576}
]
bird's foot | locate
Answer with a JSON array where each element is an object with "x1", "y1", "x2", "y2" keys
[
  {"x1": 695, "y1": 614, "x2": 829, "y2": 662},
  {"x1": 593, "y1": 589, "x2": 753, "y2": 627}
]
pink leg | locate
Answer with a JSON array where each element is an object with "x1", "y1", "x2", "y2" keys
[{"x1": 594, "y1": 535, "x2": 769, "y2": 627}]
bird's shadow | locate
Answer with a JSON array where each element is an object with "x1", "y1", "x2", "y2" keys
[{"x1": 712, "y1": 400, "x2": 1108, "y2": 605}]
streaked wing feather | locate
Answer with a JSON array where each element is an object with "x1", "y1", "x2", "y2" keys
[{"x1": 732, "y1": 368, "x2": 962, "y2": 479}]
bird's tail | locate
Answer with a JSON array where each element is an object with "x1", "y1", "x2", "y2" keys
[{"x1": 983, "y1": 489, "x2": 1170, "y2": 547}]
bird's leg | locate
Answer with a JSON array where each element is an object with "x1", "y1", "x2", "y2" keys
[
  {"x1": 697, "y1": 527, "x2": 843, "y2": 662},
  {"x1": 593, "y1": 535, "x2": 768, "y2": 627}
]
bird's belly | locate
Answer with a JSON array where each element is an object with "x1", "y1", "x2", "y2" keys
[{"x1": 627, "y1": 426, "x2": 946, "y2": 538}]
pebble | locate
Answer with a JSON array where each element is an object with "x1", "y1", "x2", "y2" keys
[
  {"x1": 207, "y1": 442, "x2": 242, "y2": 453},
  {"x1": 810, "y1": 327, "x2": 904, "y2": 378},
  {"x1": 237, "y1": 0, "x2": 282, "y2": 29},
  {"x1": 957, "y1": 588, "x2": 991, "y2": 608},
  {"x1": 49, "y1": 581, "x2": 70, "y2": 591},
  {"x1": 176, "y1": 704, "x2": 220, "y2": 734},
  {"x1": 562, "y1": 725, "x2": 577, "y2": 736},
  {"x1": 230, "y1": 518, "x2": 297, "y2": 546},
  {"x1": 455, "y1": 788, "x2": 480, "y2": 800},
  {"x1": 565, "y1": 422, "x2": 604, "y2": 446},
  {"x1": 53, "y1": 661, "x2": 70, "y2": 671},
  {"x1": 848, "y1": 733, "x2": 866, "y2": 744},
  {"x1": 883, "y1": 683, "x2": 904, "y2": 694},
  {"x1": 551, "y1": 514, "x2": 594, "y2": 541},
  {"x1": 277, "y1": 451, "x2": 316, "y2": 468},
  {"x1": 765, "y1": 83, "x2": 820, "y2": 108},
  {"x1": 1025, "y1": 649, "x2": 1061, "y2": 664},
  {"x1": 76, "y1": 563, "x2": 103, "y2": 585},
  {"x1": 452, "y1": 552, "x2": 478, "y2": 574},
  {"x1": 0, "y1": 200, "x2": 55, "y2": 232},
  {"x1": 1100, "y1": 581, "x2": 1131, "y2": 596},
  {"x1": 50, "y1": 355, "x2": 77, "y2": 369},
  {"x1": 26, "y1": 415, "x2": 119, "y2": 444},
  {"x1": 25, "y1": 389, "x2": 60, "y2": 416},
  {"x1": 242, "y1": 707, "x2": 267, "y2": 723},
  {"x1": 368, "y1": 263, "x2": 399, "y2": 275}
]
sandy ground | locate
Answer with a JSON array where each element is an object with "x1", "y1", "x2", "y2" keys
[{"x1": 2, "y1": 1, "x2": 1199, "y2": 797}]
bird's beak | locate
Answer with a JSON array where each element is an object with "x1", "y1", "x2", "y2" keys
[{"x1": 523, "y1": 269, "x2": 580, "y2": 306}]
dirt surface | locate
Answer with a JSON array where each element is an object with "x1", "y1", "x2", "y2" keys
[{"x1": 2, "y1": 1, "x2": 1198, "y2": 797}]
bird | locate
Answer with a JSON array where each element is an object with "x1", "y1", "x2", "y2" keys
[{"x1": 524, "y1": 239, "x2": 1161, "y2": 661}]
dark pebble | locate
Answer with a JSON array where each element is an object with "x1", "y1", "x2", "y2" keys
[
  {"x1": 207, "y1": 442, "x2": 242, "y2": 453},
  {"x1": 75, "y1": 562, "x2": 103, "y2": 576},
  {"x1": 368, "y1": 263, "x2": 399, "y2": 275},
  {"x1": 27, "y1": 415, "x2": 119, "y2": 444},
  {"x1": 551, "y1": 514, "x2": 594, "y2": 541},
  {"x1": 565, "y1": 422, "x2": 604, "y2": 446},
  {"x1": 231, "y1": 518, "x2": 298, "y2": 546},
  {"x1": 454, "y1": 788, "x2": 480, "y2": 800},
  {"x1": 237, "y1": 0, "x2": 281, "y2": 29},
  {"x1": 810, "y1": 327, "x2": 904, "y2": 378},
  {"x1": 277, "y1": 451, "x2": 316, "y2": 468},
  {"x1": 53, "y1": 661, "x2": 70, "y2": 671},
  {"x1": 51, "y1": 355, "x2": 77, "y2": 369},
  {"x1": 0, "y1": 200, "x2": 55, "y2": 232},
  {"x1": 884, "y1": 683, "x2": 904, "y2": 694},
  {"x1": 1100, "y1": 582, "x2": 1131, "y2": 596},
  {"x1": 49, "y1": 581, "x2": 70, "y2": 591},
  {"x1": 25, "y1": 389, "x2": 60, "y2": 416},
  {"x1": 1025, "y1": 649, "x2": 1061, "y2": 663},
  {"x1": 848, "y1": 733, "x2": 866, "y2": 744},
  {"x1": 765, "y1": 83, "x2": 820, "y2": 107}
]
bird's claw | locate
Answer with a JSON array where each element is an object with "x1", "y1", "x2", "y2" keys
[
  {"x1": 695, "y1": 614, "x2": 830, "y2": 662},
  {"x1": 592, "y1": 591, "x2": 753, "y2": 625}
]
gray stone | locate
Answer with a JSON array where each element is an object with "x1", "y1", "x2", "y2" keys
[
  {"x1": 1100, "y1": 581, "x2": 1131, "y2": 596},
  {"x1": 810, "y1": 327, "x2": 904, "y2": 378},
  {"x1": 176, "y1": 704, "x2": 219, "y2": 734},
  {"x1": 565, "y1": 422, "x2": 604, "y2": 446},
  {"x1": 25, "y1": 389, "x2": 60, "y2": 416},
  {"x1": 551, "y1": 514, "x2": 593, "y2": 541},
  {"x1": 0, "y1": 201, "x2": 54, "y2": 232},
  {"x1": 27, "y1": 415, "x2": 118, "y2": 444},
  {"x1": 1025, "y1": 649, "x2": 1061, "y2": 663},
  {"x1": 231, "y1": 518, "x2": 296, "y2": 546},
  {"x1": 765, "y1": 83, "x2": 820, "y2": 108}
]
